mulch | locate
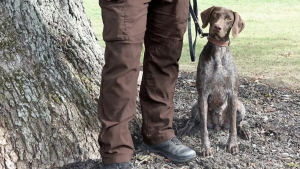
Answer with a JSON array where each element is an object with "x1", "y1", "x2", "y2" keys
[{"x1": 62, "y1": 71, "x2": 300, "y2": 169}]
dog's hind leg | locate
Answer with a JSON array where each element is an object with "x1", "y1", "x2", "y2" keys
[
  {"x1": 236, "y1": 100, "x2": 251, "y2": 140},
  {"x1": 178, "y1": 119, "x2": 195, "y2": 137},
  {"x1": 178, "y1": 103, "x2": 199, "y2": 137}
]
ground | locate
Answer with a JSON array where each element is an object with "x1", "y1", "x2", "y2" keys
[{"x1": 61, "y1": 71, "x2": 300, "y2": 169}]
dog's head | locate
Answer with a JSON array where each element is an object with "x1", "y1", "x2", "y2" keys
[{"x1": 201, "y1": 6, "x2": 245, "y2": 41}]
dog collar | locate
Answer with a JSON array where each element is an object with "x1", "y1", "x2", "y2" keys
[{"x1": 208, "y1": 36, "x2": 230, "y2": 47}]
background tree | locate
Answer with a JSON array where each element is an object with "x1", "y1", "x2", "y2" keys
[{"x1": 0, "y1": 0, "x2": 104, "y2": 168}]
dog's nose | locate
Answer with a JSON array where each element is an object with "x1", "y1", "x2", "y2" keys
[{"x1": 214, "y1": 24, "x2": 222, "y2": 31}]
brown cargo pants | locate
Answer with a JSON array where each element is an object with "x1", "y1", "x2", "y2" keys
[{"x1": 98, "y1": 0, "x2": 189, "y2": 164}]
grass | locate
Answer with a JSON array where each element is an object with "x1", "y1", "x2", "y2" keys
[{"x1": 83, "y1": 0, "x2": 300, "y2": 90}]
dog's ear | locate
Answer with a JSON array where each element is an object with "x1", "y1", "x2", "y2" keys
[
  {"x1": 201, "y1": 6, "x2": 215, "y2": 29},
  {"x1": 232, "y1": 12, "x2": 245, "y2": 38}
]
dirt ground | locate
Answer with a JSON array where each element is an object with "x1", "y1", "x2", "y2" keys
[{"x1": 61, "y1": 71, "x2": 300, "y2": 169}]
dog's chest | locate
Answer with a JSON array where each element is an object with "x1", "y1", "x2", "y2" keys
[
  {"x1": 198, "y1": 47, "x2": 236, "y2": 110},
  {"x1": 203, "y1": 52, "x2": 235, "y2": 89}
]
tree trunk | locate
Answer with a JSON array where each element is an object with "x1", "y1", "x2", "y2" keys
[{"x1": 0, "y1": 0, "x2": 104, "y2": 168}]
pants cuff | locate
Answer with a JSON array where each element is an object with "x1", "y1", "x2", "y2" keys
[
  {"x1": 102, "y1": 154, "x2": 133, "y2": 165},
  {"x1": 143, "y1": 131, "x2": 176, "y2": 145}
]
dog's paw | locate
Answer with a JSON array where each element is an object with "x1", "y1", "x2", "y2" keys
[
  {"x1": 201, "y1": 149, "x2": 212, "y2": 157},
  {"x1": 201, "y1": 143, "x2": 212, "y2": 157},
  {"x1": 227, "y1": 144, "x2": 239, "y2": 154},
  {"x1": 237, "y1": 126, "x2": 251, "y2": 140},
  {"x1": 227, "y1": 139, "x2": 239, "y2": 154}
]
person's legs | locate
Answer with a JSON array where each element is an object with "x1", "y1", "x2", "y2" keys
[
  {"x1": 139, "y1": 0, "x2": 196, "y2": 162},
  {"x1": 98, "y1": 0, "x2": 150, "y2": 164},
  {"x1": 140, "y1": 0, "x2": 189, "y2": 145}
]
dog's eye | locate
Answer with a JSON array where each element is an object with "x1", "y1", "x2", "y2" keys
[{"x1": 226, "y1": 17, "x2": 232, "y2": 21}]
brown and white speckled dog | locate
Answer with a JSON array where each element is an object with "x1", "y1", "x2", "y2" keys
[{"x1": 178, "y1": 6, "x2": 250, "y2": 156}]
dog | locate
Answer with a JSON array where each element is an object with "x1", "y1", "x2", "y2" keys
[{"x1": 178, "y1": 6, "x2": 250, "y2": 156}]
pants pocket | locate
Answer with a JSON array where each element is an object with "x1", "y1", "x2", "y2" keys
[
  {"x1": 148, "y1": 0, "x2": 189, "y2": 39},
  {"x1": 99, "y1": 0, "x2": 128, "y2": 41}
]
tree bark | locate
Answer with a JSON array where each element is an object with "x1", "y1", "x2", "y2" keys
[{"x1": 0, "y1": 0, "x2": 104, "y2": 168}]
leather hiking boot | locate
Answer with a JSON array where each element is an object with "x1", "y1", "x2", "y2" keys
[
  {"x1": 102, "y1": 162, "x2": 133, "y2": 169},
  {"x1": 141, "y1": 137, "x2": 196, "y2": 163}
]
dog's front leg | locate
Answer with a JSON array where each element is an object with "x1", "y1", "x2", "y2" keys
[
  {"x1": 227, "y1": 93, "x2": 239, "y2": 154},
  {"x1": 198, "y1": 95, "x2": 211, "y2": 157}
]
